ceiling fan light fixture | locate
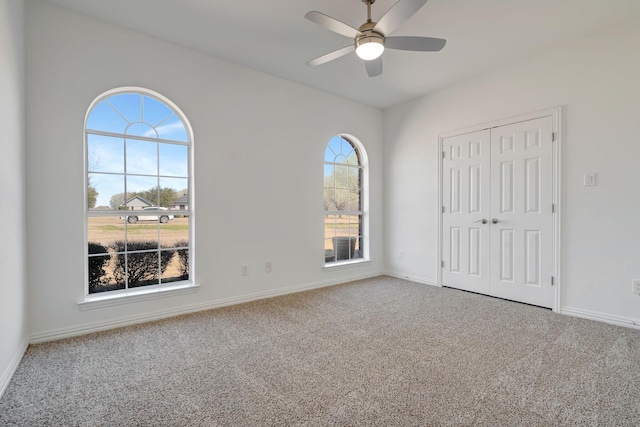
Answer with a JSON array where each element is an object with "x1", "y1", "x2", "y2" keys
[{"x1": 355, "y1": 36, "x2": 384, "y2": 61}]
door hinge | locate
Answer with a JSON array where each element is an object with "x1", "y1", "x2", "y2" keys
[
  {"x1": 552, "y1": 204, "x2": 556, "y2": 214},
  {"x1": 552, "y1": 132, "x2": 556, "y2": 142},
  {"x1": 551, "y1": 276, "x2": 555, "y2": 286},
  {"x1": 442, "y1": 150, "x2": 446, "y2": 159},
  {"x1": 442, "y1": 206, "x2": 445, "y2": 213},
  {"x1": 441, "y1": 260, "x2": 445, "y2": 268}
]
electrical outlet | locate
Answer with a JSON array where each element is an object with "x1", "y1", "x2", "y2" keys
[
  {"x1": 584, "y1": 173, "x2": 597, "y2": 187},
  {"x1": 265, "y1": 262, "x2": 272, "y2": 273},
  {"x1": 632, "y1": 279, "x2": 640, "y2": 295},
  {"x1": 241, "y1": 264, "x2": 249, "y2": 276}
]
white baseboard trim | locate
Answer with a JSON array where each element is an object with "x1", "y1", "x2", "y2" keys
[
  {"x1": 384, "y1": 270, "x2": 439, "y2": 287},
  {"x1": 0, "y1": 336, "x2": 29, "y2": 400},
  {"x1": 560, "y1": 306, "x2": 640, "y2": 330},
  {"x1": 30, "y1": 270, "x2": 386, "y2": 344}
]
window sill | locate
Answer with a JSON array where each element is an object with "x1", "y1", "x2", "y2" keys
[
  {"x1": 78, "y1": 283, "x2": 200, "y2": 311},
  {"x1": 323, "y1": 259, "x2": 372, "y2": 271}
]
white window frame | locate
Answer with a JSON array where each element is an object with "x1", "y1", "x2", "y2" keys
[
  {"x1": 323, "y1": 134, "x2": 369, "y2": 267},
  {"x1": 82, "y1": 87, "x2": 196, "y2": 305}
]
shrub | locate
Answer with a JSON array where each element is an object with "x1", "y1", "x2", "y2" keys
[
  {"x1": 111, "y1": 240, "x2": 174, "y2": 287},
  {"x1": 174, "y1": 239, "x2": 189, "y2": 280},
  {"x1": 88, "y1": 242, "x2": 111, "y2": 291}
]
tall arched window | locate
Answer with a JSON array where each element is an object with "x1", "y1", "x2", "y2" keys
[
  {"x1": 85, "y1": 88, "x2": 193, "y2": 295},
  {"x1": 324, "y1": 135, "x2": 368, "y2": 264}
]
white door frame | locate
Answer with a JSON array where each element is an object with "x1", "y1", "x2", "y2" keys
[{"x1": 437, "y1": 107, "x2": 562, "y2": 312}]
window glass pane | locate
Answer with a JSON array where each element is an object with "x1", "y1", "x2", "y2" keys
[
  {"x1": 330, "y1": 235, "x2": 357, "y2": 261},
  {"x1": 325, "y1": 136, "x2": 342, "y2": 161},
  {"x1": 334, "y1": 165, "x2": 349, "y2": 188},
  {"x1": 161, "y1": 248, "x2": 188, "y2": 283},
  {"x1": 159, "y1": 143, "x2": 188, "y2": 177},
  {"x1": 86, "y1": 101, "x2": 128, "y2": 134},
  {"x1": 88, "y1": 173, "x2": 124, "y2": 211},
  {"x1": 334, "y1": 154, "x2": 348, "y2": 165},
  {"x1": 324, "y1": 214, "x2": 338, "y2": 262},
  {"x1": 353, "y1": 236, "x2": 364, "y2": 260},
  {"x1": 107, "y1": 93, "x2": 142, "y2": 123},
  {"x1": 126, "y1": 139, "x2": 158, "y2": 175},
  {"x1": 88, "y1": 254, "x2": 111, "y2": 291},
  {"x1": 348, "y1": 167, "x2": 361, "y2": 191},
  {"x1": 177, "y1": 248, "x2": 189, "y2": 281},
  {"x1": 324, "y1": 188, "x2": 335, "y2": 211},
  {"x1": 160, "y1": 216, "x2": 189, "y2": 249},
  {"x1": 157, "y1": 114, "x2": 188, "y2": 142},
  {"x1": 87, "y1": 135, "x2": 124, "y2": 174},
  {"x1": 345, "y1": 151, "x2": 359, "y2": 165},
  {"x1": 159, "y1": 177, "x2": 189, "y2": 209},
  {"x1": 125, "y1": 252, "x2": 160, "y2": 288},
  {"x1": 126, "y1": 176, "x2": 159, "y2": 206},
  {"x1": 324, "y1": 214, "x2": 338, "y2": 239},
  {"x1": 88, "y1": 254, "x2": 123, "y2": 294},
  {"x1": 143, "y1": 96, "x2": 173, "y2": 127},
  {"x1": 126, "y1": 122, "x2": 157, "y2": 138},
  {"x1": 324, "y1": 164, "x2": 334, "y2": 178},
  {"x1": 341, "y1": 138, "x2": 355, "y2": 158},
  {"x1": 126, "y1": 221, "x2": 159, "y2": 250},
  {"x1": 334, "y1": 189, "x2": 349, "y2": 211},
  {"x1": 88, "y1": 216, "x2": 124, "y2": 249},
  {"x1": 349, "y1": 191, "x2": 361, "y2": 212}
]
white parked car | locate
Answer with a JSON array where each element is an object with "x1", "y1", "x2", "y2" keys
[{"x1": 121, "y1": 207, "x2": 174, "y2": 224}]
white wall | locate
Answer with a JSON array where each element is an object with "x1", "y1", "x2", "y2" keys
[
  {"x1": 384, "y1": 18, "x2": 640, "y2": 325},
  {"x1": 25, "y1": 0, "x2": 384, "y2": 338},
  {"x1": 0, "y1": 0, "x2": 27, "y2": 397}
]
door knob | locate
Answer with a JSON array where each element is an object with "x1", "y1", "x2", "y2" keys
[
  {"x1": 491, "y1": 218, "x2": 500, "y2": 224},
  {"x1": 474, "y1": 219, "x2": 488, "y2": 224}
]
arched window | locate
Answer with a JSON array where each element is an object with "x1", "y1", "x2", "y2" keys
[
  {"x1": 85, "y1": 88, "x2": 193, "y2": 295},
  {"x1": 324, "y1": 135, "x2": 368, "y2": 264}
]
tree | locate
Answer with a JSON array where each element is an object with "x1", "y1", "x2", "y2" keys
[
  {"x1": 88, "y1": 242, "x2": 110, "y2": 290},
  {"x1": 110, "y1": 186, "x2": 180, "y2": 209},
  {"x1": 110, "y1": 193, "x2": 125, "y2": 210},
  {"x1": 87, "y1": 153, "x2": 100, "y2": 209},
  {"x1": 136, "y1": 186, "x2": 178, "y2": 207},
  {"x1": 87, "y1": 183, "x2": 98, "y2": 208}
]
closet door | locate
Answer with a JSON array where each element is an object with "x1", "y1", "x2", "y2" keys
[
  {"x1": 489, "y1": 117, "x2": 554, "y2": 308},
  {"x1": 441, "y1": 130, "x2": 491, "y2": 294},
  {"x1": 441, "y1": 116, "x2": 555, "y2": 308}
]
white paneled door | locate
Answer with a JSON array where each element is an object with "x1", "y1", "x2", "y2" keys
[
  {"x1": 441, "y1": 116, "x2": 555, "y2": 308},
  {"x1": 442, "y1": 129, "x2": 491, "y2": 295}
]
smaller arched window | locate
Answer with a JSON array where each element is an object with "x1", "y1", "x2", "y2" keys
[
  {"x1": 324, "y1": 135, "x2": 368, "y2": 264},
  {"x1": 85, "y1": 88, "x2": 193, "y2": 295}
]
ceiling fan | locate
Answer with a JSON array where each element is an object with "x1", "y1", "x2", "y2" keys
[{"x1": 305, "y1": 0, "x2": 446, "y2": 77}]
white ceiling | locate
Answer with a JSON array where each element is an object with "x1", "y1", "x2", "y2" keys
[{"x1": 41, "y1": 0, "x2": 640, "y2": 109}]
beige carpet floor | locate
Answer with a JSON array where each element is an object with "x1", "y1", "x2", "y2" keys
[{"x1": 1, "y1": 276, "x2": 639, "y2": 426}]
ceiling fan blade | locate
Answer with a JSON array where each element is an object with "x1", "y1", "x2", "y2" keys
[
  {"x1": 365, "y1": 57, "x2": 383, "y2": 77},
  {"x1": 305, "y1": 11, "x2": 363, "y2": 39},
  {"x1": 306, "y1": 45, "x2": 355, "y2": 67},
  {"x1": 375, "y1": 0, "x2": 428, "y2": 36},
  {"x1": 385, "y1": 36, "x2": 446, "y2": 51}
]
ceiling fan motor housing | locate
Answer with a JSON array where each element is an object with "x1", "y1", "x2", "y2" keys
[
  {"x1": 355, "y1": 21, "x2": 385, "y2": 60},
  {"x1": 355, "y1": 31, "x2": 385, "y2": 48}
]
